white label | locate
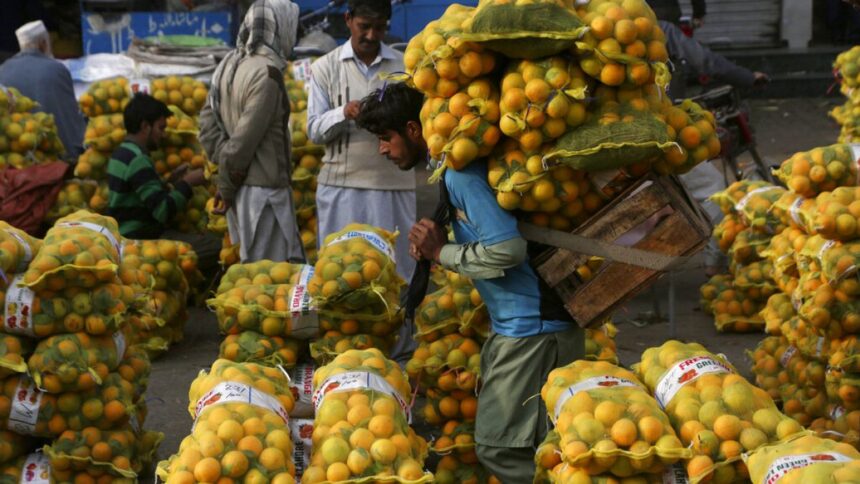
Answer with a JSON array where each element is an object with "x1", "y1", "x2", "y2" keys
[
  {"x1": 193, "y1": 381, "x2": 289, "y2": 427},
  {"x1": 818, "y1": 239, "x2": 838, "y2": 262},
  {"x1": 288, "y1": 364, "x2": 315, "y2": 417},
  {"x1": 129, "y1": 78, "x2": 151, "y2": 95},
  {"x1": 289, "y1": 418, "x2": 314, "y2": 480},
  {"x1": 4, "y1": 275, "x2": 35, "y2": 337},
  {"x1": 313, "y1": 371, "x2": 411, "y2": 422},
  {"x1": 288, "y1": 266, "x2": 319, "y2": 339},
  {"x1": 56, "y1": 221, "x2": 122, "y2": 263},
  {"x1": 789, "y1": 197, "x2": 804, "y2": 227},
  {"x1": 552, "y1": 376, "x2": 641, "y2": 422},
  {"x1": 113, "y1": 332, "x2": 127, "y2": 367},
  {"x1": 850, "y1": 144, "x2": 860, "y2": 166},
  {"x1": 763, "y1": 452, "x2": 854, "y2": 484},
  {"x1": 9, "y1": 377, "x2": 42, "y2": 436},
  {"x1": 19, "y1": 453, "x2": 50, "y2": 484},
  {"x1": 291, "y1": 58, "x2": 313, "y2": 84},
  {"x1": 654, "y1": 356, "x2": 733, "y2": 408},
  {"x1": 662, "y1": 463, "x2": 690, "y2": 484},
  {"x1": 735, "y1": 186, "x2": 781, "y2": 214},
  {"x1": 5, "y1": 230, "x2": 32, "y2": 273},
  {"x1": 831, "y1": 405, "x2": 847, "y2": 420},
  {"x1": 779, "y1": 346, "x2": 798, "y2": 368},
  {"x1": 328, "y1": 230, "x2": 396, "y2": 264}
]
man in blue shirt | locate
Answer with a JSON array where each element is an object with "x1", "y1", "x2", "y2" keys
[{"x1": 357, "y1": 82, "x2": 584, "y2": 483}]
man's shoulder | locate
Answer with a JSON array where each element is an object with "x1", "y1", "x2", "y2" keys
[{"x1": 444, "y1": 161, "x2": 489, "y2": 196}]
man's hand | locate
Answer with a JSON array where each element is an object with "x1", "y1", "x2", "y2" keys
[
  {"x1": 408, "y1": 219, "x2": 448, "y2": 262},
  {"x1": 344, "y1": 100, "x2": 361, "y2": 120},
  {"x1": 182, "y1": 168, "x2": 207, "y2": 187},
  {"x1": 212, "y1": 190, "x2": 232, "y2": 215},
  {"x1": 753, "y1": 72, "x2": 770, "y2": 88}
]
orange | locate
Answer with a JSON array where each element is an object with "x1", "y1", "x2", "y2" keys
[
  {"x1": 614, "y1": 19, "x2": 638, "y2": 44},
  {"x1": 193, "y1": 457, "x2": 221, "y2": 482},
  {"x1": 679, "y1": 126, "x2": 702, "y2": 149},
  {"x1": 590, "y1": 16, "x2": 614, "y2": 40},
  {"x1": 599, "y1": 64, "x2": 626, "y2": 86}
]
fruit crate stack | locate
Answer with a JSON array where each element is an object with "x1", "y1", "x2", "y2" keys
[
  {"x1": 0, "y1": 86, "x2": 65, "y2": 170},
  {"x1": 0, "y1": 211, "x2": 163, "y2": 482}
]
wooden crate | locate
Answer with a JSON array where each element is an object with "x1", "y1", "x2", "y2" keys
[{"x1": 530, "y1": 174, "x2": 712, "y2": 328}]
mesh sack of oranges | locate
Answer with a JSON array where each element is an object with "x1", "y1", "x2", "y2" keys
[
  {"x1": 0, "y1": 221, "x2": 40, "y2": 280},
  {"x1": 217, "y1": 260, "x2": 307, "y2": 294},
  {"x1": 0, "y1": 453, "x2": 136, "y2": 484},
  {"x1": 117, "y1": 345, "x2": 153, "y2": 402},
  {"x1": 420, "y1": 79, "x2": 501, "y2": 172},
  {"x1": 309, "y1": 224, "x2": 404, "y2": 314},
  {"x1": 284, "y1": 77, "x2": 309, "y2": 112},
  {"x1": 0, "y1": 85, "x2": 36, "y2": 115},
  {"x1": 571, "y1": 0, "x2": 669, "y2": 89},
  {"x1": 836, "y1": 46, "x2": 860, "y2": 96},
  {"x1": 830, "y1": 99, "x2": 857, "y2": 127},
  {"x1": 126, "y1": 313, "x2": 170, "y2": 358},
  {"x1": 730, "y1": 184, "x2": 786, "y2": 235},
  {"x1": 803, "y1": 187, "x2": 860, "y2": 241},
  {"x1": 122, "y1": 239, "x2": 192, "y2": 293},
  {"x1": 294, "y1": 186, "x2": 317, "y2": 228},
  {"x1": 542, "y1": 99, "x2": 675, "y2": 173},
  {"x1": 0, "y1": 372, "x2": 136, "y2": 437},
  {"x1": 433, "y1": 453, "x2": 496, "y2": 484},
  {"x1": 21, "y1": 210, "x2": 122, "y2": 290},
  {"x1": 460, "y1": 0, "x2": 587, "y2": 59},
  {"x1": 206, "y1": 201, "x2": 229, "y2": 235},
  {"x1": 87, "y1": 181, "x2": 109, "y2": 213},
  {"x1": 775, "y1": 144, "x2": 860, "y2": 198},
  {"x1": 318, "y1": 308, "x2": 404, "y2": 340},
  {"x1": 826, "y1": 368, "x2": 860, "y2": 412},
  {"x1": 413, "y1": 283, "x2": 488, "y2": 344},
  {"x1": 27, "y1": 328, "x2": 130, "y2": 393},
  {"x1": 172, "y1": 185, "x2": 211, "y2": 234},
  {"x1": 699, "y1": 274, "x2": 766, "y2": 333},
  {"x1": 78, "y1": 77, "x2": 130, "y2": 118},
  {"x1": 157, "y1": 360, "x2": 297, "y2": 484},
  {"x1": 749, "y1": 336, "x2": 793, "y2": 402},
  {"x1": 744, "y1": 434, "x2": 860, "y2": 484},
  {"x1": 43, "y1": 426, "x2": 163, "y2": 480},
  {"x1": 151, "y1": 75, "x2": 208, "y2": 116},
  {"x1": 809, "y1": 405, "x2": 860, "y2": 448},
  {"x1": 778, "y1": 316, "x2": 834, "y2": 364},
  {"x1": 309, "y1": 332, "x2": 395, "y2": 366},
  {"x1": 498, "y1": 57, "x2": 591, "y2": 147},
  {"x1": 82, "y1": 113, "x2": 125, "y2": 154},
  {"x1": 219, "y1": 331, "x2": 304, "y2": 367},
  {"x1": 795, "y1": 285, "x2": 860, "y2": 339},
  {"x1": 727, "y1": 227, "x2": 770, "y2": 266},
  {"x1": 291, "y1": 150, "x2": 322, "y2": 191},
  {"x1": 404, "y1": 4, "x2": 498, "y2": 98},
  {"x1": 712, "y1": 214, "x2": 745, "y2": 254},
  {"x1": 73, "y1": 147, "x2": 110, "y2": 181},
  {"x1": 0, "y1": 282, "x2": 133, "y2": 338},
  {"x1": 303, "y1": 348, "x2": 432, "y2": 483},
  {"x1": 633, "y1": 340, "x2": 805, "y2": 483},
  {"x1": 780, "y1": 383, "x2": 829, "y2": 428},
  {"x1": 430, "y1": 420, "x2": 480, "y2": 468},
  {"x1": 761, "y1": 227, "x2": 807, "y2": 280},
  {"x1": 729, "y1": 259, "x2": 777, "y2": 298},
  {"x1": 771, "y1": 191, "x2": 816, "y2": 231},
  {"x1": 0, "y1": 111, "x2": 65, "y2": 165},
  {"x1": 0, "y1": 430, "x2": 35, "y2": 465},
  {"x1": 653, "y1": 99, "x2": 721, "y2": 176},
  {"x1": 802, "y1": 235, "x2": 860, "y2": 285},
  {"x1": 0, "y1": 333, "x2": 32, "y2": 379},
  {"x1": 760, "y1": 293, "x2": 797, "y2": 335},
  {"x1": 219, "y1": 234, "x2": 241, "y2": 269},
  {"x1": 541, "y1": 360, "x2": 690, "y2": 477},
  {"x1": 405, "y1": 333, "x2": 481, "y2": 392},
  {"x1": 585, "y1": 321, "x2": 619, "y2": 365},
  {"x1": 420, "y1": 387, "x2": 479, "y2": 425},
  {"x1": 709, "y1": 179, "x2": 773, "y2": 216}
]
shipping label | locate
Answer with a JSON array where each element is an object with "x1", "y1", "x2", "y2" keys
[
  {"x1": 779, "y1": 346, "x2": 798, "y2": 368},
  {"x1": 4, "y1": 275, "x2": 35, "y2": 337},
  {"x1": 193, "y1": 381, "x2": 289, "y2": 428},
  {"x1": 288, "y1": 266, "x2": 319, "y2": 339},
  {"x1": 552, "y1": 376, "x2": 641, "y2": 422},
  {"x1": 655, "y1": 356, "x2": 733, "y2": 408},
  {"x1": 328, "y1": 231, "x2": 396, "y2": 263},
  {"x1": 289, "y1": 418, "x2": 314, "y2": 480},
  {"x1": 9, "y1": 377, "x2": 42, "y2": 436},
  {"x1": 19, "y1": 452, "x2": 50, "y2": 483},
  {"x1": 763, "y1": 452, "x2": 853, "y2": 484},
  {"x1": 56, "y1": 221, "x2": 122, "y2": 263},
  {"x1": 313, "y1": 371, "x2": 411, "y2": 422},
  {"x1": 735, "y1": 186, "x2": 781, "y2": 215},
  {"x1": 288, "y1": 364, "x2": 315, "y2": 417}
]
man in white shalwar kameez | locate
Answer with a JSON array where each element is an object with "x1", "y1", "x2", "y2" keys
[{"x1": 201, "y1": 0, "x2": 304, "y2": 263}]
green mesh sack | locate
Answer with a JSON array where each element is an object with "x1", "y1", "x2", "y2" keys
[{"x1": 462, "y1": 0, "x2": 587, "y2": 59}]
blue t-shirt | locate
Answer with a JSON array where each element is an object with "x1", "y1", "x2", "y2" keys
[{"x1": 444, "y1": 161, "x2": 572, "y2": 338}]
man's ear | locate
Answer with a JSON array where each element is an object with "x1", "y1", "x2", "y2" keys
[{"x1": 405, "y1": 120, "x2": 422, "y2": 141}]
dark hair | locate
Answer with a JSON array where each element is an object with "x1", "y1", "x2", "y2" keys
[
  {"x1": 348, "y1": 0, "x2": 392, "y2": 20},
  {"x1": 123, "y1": 93, "x2": 172, "y2": 134},
  {"x1": 357, "y1": 82, "x2": 424, "y2": 136}
]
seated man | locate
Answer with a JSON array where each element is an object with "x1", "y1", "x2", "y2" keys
[{"x1": 108, "y1": 94, "x2": 219, "y2": 272}]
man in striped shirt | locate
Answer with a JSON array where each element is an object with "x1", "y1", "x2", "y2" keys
[{"x1": 108, "y1": 94, "x2": 207, "y2": 239}]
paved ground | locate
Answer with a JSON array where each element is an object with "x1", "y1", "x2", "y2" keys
[{"x1": 144, "y1": 97, "x2": 844, "y2": 467}]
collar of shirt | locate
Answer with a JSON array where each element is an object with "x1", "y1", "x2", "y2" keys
[{"x1": 339, "y1": 41, "x2": 397, "y2": 76}]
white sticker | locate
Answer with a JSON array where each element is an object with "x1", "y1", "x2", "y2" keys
[
  {"x1": 552, "y1": 376, "x2": 641, "y2": 422},
  {"x1": 654, "y1": 356, "x2": 733, "y2": 408},
  {"x1": 19, "y1": 452, "x2": 51, "y2": 484},
  {"x1": 9, "y1": 377, "x2": 42, "y2": 436},
  {"x1": 779, "y1": 346, "x2": 798, "y2": 368},
  {"x1": 328, "y1": 230, "x2": 396, "y2": 264},
  {"x1": 193, "y1": 381, "x2": 289, "y2": 427},
  {"x1": 288, "y1": 364, "x2": 316, "y2": 418},
  {"x1": 4, "y1": 275, "x2": 35, "y2": 337},
  {"x1": 113, "y1": 332, "x2": 127, "y2": 367},
  {"x1": 735, "y1": 186, "x2": 781, "y2": 215},
  {"x1": 313, "y1": 371, "x2": 411, "y2": 422},
  {"x1": 288, "y1": 266, "x2": 319, "y2": 339},
  {"x1": 763, "y1": 452, "x2": 854, "y2": 484},
  {"x1": 5, "y1": 230, "x2": 32, "y2": 273},
  {"x1": 289, "y1": 418, "x2": 314, "y2": 480},
  {"x1": 662, "y1": 463, "x2": 690, "y2": 484},
  {"x1": 56, "y1": 221, "x2": 122, "y2": 263}
]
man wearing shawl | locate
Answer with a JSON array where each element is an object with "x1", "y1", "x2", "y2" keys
[{"x1": 200, "y1": 0, "x2": 305, "y2": 263}]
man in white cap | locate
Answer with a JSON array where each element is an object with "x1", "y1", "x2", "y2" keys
[{"x1": 0, "y1": 20, "x2": 85, "y2": 160}]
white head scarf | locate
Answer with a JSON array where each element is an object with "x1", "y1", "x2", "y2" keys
[{"x1": 16, "y1": 20, "x2": 51, "y2": 55}]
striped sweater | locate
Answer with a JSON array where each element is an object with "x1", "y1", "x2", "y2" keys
[{"x1": 107, "y1": 141, "x2": 191, "y2": 238}]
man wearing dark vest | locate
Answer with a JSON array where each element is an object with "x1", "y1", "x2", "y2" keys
[{"x1": 356, "y1": 82, "x2": 584, "y2": 483}]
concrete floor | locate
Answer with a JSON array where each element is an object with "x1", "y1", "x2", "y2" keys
[{"x1": 143, "y1": 97, "x2": 844, "y2": 469}]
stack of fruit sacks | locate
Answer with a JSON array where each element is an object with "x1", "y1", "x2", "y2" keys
[
  {"x1": 0, "y1": 86, "x2": 65, "y2": 170},
  {"x1": 120, "y1": 239, "x2": 199, "y2": 358},
  {"x1": 300, "y1": 349, "x2": 431, "y2": 483},
  {"x1": 633, "y1": 340, "x2": 805, "y2": 483},
  {"x1": 307, "y1": 224, "x2": 405, "y2": 363},
  {"x1": 404, "y1": 269, "x2": 491, "y2": 483},
  {"x1": 0, "y1": 210, "x2": 163, "y2": 481},
  {"x1": 289, "y1": 110, "x2": 324, "y2": 264},
  {"x1": 700, "y1": 180, "x2": 786, "y2": 332},
  {"x1": 534, "y1": 360, "x2": 690, "y2": 483},
  {"x1": 157, "y1": 359, "x2": 298, "y2": 483},
  {"x1": 831, "y1": 47, "x2": 860, "y2": 143},
  {"x1": 209, "y1": 260, "x2": 310, "y2": 368}
]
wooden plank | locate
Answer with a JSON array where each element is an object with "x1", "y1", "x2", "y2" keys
[{"x1": 565, "y1": 211, "x2": 705, "y2": 327}]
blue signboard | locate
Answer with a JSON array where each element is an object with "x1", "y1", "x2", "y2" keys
[{"x1": 81, "y1": 11, "x2": 233, "y2": 55}]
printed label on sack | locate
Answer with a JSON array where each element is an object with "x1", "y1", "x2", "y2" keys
[
  {"x1": 289, "y1": 418, "x2": 314, "y2": 480},
  {"x1": 329, "y1": 231, "x2": 396, "y2": 264},
  {"x1": 779, "y1": 346, "x2": 798, "y2": 368},
  {"x1": 288, "y1": 364, "x2": 315, "y2": 417},
  {"x1": 56, "y1": 221, "x2": 122, "y2": 263},
  {"x1": 4, "y1": 275, "x2": 35, "y2": 337},
  {"x1": 789, "y1": 196, "x2": 805, "y2": 227},
  {"x1": 9, "y1": 377, "x2": 42, "y2": 436},
  {"x1": 818, "y1": 239, "x2": 838, "y2": 262},
  {"x1": 19, "y1": 452, "x2": 50, "y2": 484},
  {"x1": 289, "y1": 266, "x2": 319, "y2": 339},
  {"x1": 313, "y1": 371, "x2": 411, "y2": 422},
  {"x1": 291, "y1": 58, "x2": 313, "y2": 85},
  {"x1": 763, "y1": 452, "x2": 854, "y2": 484},
  {"x1": 662, "y1": 463, "x2": 690, "y2": 484},
  {"x1": 113, "y1": 332, "x2": 127, "y2": 366},
  {"x1": 735, "y1": 186, "x2": 781, "y2": 215},
  {"x1": 5, "y1": 230, "x2": 32, "y2": 273},
  {"x1": 552, "y1": 376, "x2": 640, "y2": 422},
  {"x1": 654, "y1": 356, "x2": 733, "y2": 408},
  {"x1": 193, "y1": 381, "x2": 289, "y2": 428}
]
